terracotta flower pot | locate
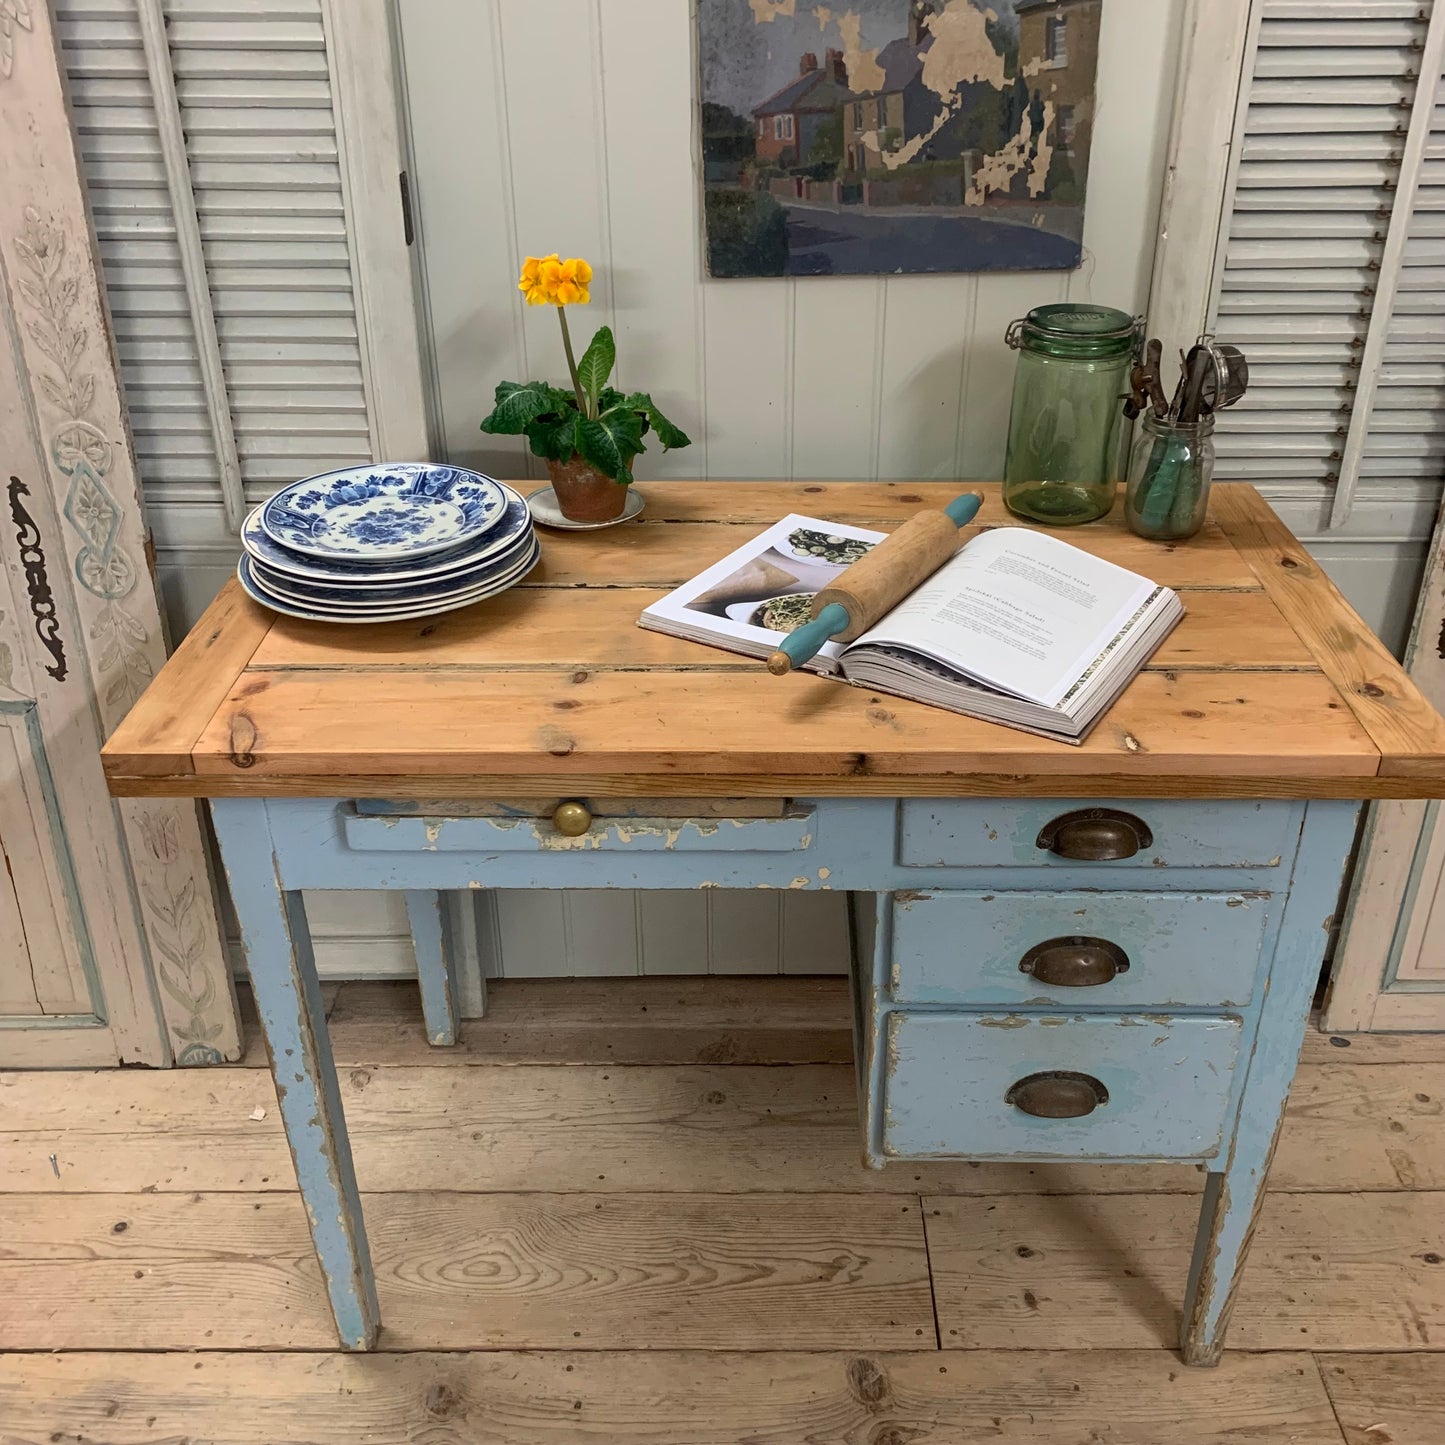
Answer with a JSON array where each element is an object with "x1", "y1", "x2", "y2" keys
[{"x1": 546, "y1": 454, "x2": 629, "y2": 523}]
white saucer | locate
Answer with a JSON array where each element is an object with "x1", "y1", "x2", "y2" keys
[{"x1": 527, "y1": 484, "x2": 645, "y2": 530}]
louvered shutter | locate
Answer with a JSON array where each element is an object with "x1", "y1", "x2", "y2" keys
[
  {"x1": 1212, "y1": 0, "x2": 1445, "y2": 532},
  {"x1": 54, "y1": 0, "x2": 424, "y2": 623}
]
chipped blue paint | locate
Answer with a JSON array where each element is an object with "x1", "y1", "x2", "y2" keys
[
  {"x1": 209, "y1": 798, "x2": 379, "y2": 1350},
  {"x1": 883, "y1": 1012, "x2": 1244, "y2": 1159},
  {"x1": 898, "y1": 797, "x2": 1300, "y2": 870},
  {"x1": 341, "y1": 807, "x2": 817, "y2": 854},
  {"x1": 209, "y1": 791, "x2": 1358, "y2": 1361},
  {"x1": 889, "y1": 890, "x2": 1273, "y2": 1010},
  {"x1": 403, "y1": 890, "x2": 458, "y2": 1047},
  {"x1": 1179, "y1": 798, "x2": 1362, "y2": 1366}
]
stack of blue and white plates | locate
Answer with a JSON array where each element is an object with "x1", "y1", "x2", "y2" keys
[{"x1": 237, "y1": 464, "x2": 539, "y2": 624}]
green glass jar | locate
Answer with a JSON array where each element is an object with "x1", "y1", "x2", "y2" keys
[
  {"x1": 1002, "y1": 303, "x2": 1138, "y2": 526},
  {"x1": 1124, "y1": 413, "x2": 1215, "y2": 542}
]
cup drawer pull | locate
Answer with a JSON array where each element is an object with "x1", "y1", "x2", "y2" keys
[
  {"x1": 1018, "y1": 936, "x2": 1130, "y2": 988},
  {"x1": 1006, "y1": 1071, "x2": 1110, "y2": 1119},
  {"x1": 1036, "y1": 808, "x2": 1153, "y2": 861}
]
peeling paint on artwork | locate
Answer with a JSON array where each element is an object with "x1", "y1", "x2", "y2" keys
[{"x1": 833, "y1": 9, "x2": 886, "y2": 91}]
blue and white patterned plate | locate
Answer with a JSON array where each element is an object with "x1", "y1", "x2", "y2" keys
[
  {"x1": 237, "y1": 539, "x2": 540, "y2": 623},
  {"x1": 250, "y1": 533, "x2": 538, "y2": 609},
  {"x1": 260, "y1": 464, "x2": 508, "y2": 561},
  {"x1": 243, "y1": 486, "x2": 532, "y2": 584}
]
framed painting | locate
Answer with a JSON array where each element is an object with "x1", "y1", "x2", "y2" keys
[{"x1": 698, "y1": 0, "x2": 1100, "y2": 277}]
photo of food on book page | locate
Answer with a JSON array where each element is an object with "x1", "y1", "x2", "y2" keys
[{"x1": 640, "y1": 514, "x2": 885, "y2": 671}]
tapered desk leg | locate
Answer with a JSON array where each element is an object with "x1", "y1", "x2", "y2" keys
[
  {"x1": 1180, "y1": 800, "x2": 1359, "y2": 1366},
  {"x1": 405, "y1": 889, "x2": 459, "y2": 1046},
  {"x1": 210, "y1": 798, "x2": 380, "y2": 1350}
]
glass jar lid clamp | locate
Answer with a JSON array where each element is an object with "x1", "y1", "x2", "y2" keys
[{"x1": 1005, "y1": 304, "x2": 1143, "y2": 359}]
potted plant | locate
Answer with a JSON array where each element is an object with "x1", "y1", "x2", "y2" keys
[{"x1": 480, "y1": 255, "x2": 691, "y2": 523}]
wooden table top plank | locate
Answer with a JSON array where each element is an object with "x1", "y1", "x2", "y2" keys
[
  {"x1": 245, "y1": 585, "x2": 1318, "y2": 674},
  {"x1": 1213, "y1": 486, "x2": 1445, "y2": 777},
  {"x1": 101, "y1": 482, "x2": 1445, "y2": 799},
  {"x1": 176, "y1": 666, "x2": 1378, "y2": 786},
  {"x1": 105, "y1": 582, "x2": 273, "y2": 776},
  {"x1": 520, "y1": 515, "x2": 1263, "y2": 591}
]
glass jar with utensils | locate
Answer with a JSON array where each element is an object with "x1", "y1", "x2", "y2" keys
[{"x1": 1121, "y1": 334, "x2": 1249, "y2": 542}]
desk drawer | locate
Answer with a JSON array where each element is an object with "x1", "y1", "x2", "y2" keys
[
  {"x1": 342, "y1": 802, "x2": 815, "y2": 854},
  {"x1": 882, "y1": 1011, "x2": 1242, "y2": 1160},
  {"x1": 889, "y1": 890, "x2": 1270, "y2": 1010},
  {"x1": 898, "y1": 799, "x2": 1296, "y2": 872}
]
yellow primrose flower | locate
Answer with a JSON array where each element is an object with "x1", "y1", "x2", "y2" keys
[
  {"x1": 554, "y1": 257, "x2": 592, "y2": 307},
  {"x1": 518, "y1": 253, "x2": 560, "y2": 306}
]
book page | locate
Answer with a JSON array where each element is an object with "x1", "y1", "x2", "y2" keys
[
  {"x1": 851, "y1": 526, "x2": 1157, "y2": 707},
  {"x1": 638, "y1": 514, "x2": 885, "y2": 668}
]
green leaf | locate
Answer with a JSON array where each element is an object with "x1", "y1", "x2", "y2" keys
[
  {"x1": 575, "y1": 409, "x2": 646, "y2": 484},
  {"x1": 481, "y1": 380, "x2": 558, "y2": 435},
  {"x1": 576, "y1": 326, "x2": 616, "y2": 413},
  {"x1": 527, "y1": 411, "x2": 579, "y2": 462},
  {"x1": 620, "y1": 391, "x2": 692, "y2": 451}
]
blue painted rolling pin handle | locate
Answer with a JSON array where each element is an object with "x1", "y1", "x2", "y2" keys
[
  {"x1": 768, "y1": 491, "x2": 984, "y2": 673},
  {"x1": 772, "y1": 602, "x2": 851, "y2": 673}
]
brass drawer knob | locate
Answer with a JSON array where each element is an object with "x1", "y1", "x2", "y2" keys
[
  {"x1": 1006, "y1": 1071, "x2": 1109, "y2": 1119},
  {"x1": 552, "y1": 800, "x2": 592, "y2": 837},
  {"x1": 1018, "y1": 936, "x2": 1130, "y2": 988},
  {"x1": 1036, "y1": 808, "x2": 1153, "y2": 861}
]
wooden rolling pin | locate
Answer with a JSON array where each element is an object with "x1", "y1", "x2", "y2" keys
[{"x1": 766, "y1": 490, "x2": 984, "y2": 674}]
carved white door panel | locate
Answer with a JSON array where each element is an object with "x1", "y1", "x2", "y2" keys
[
  {"x1": 0, "y1": 0, "x2": 240, "y2": 1066},
  {"x1": 0, "y1": 701, "x2": 97, "y2": 1017}
]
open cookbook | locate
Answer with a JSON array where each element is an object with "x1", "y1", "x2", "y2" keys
[{"x1": 639, "y1": 514, "x2": 1185, "y2": 743}]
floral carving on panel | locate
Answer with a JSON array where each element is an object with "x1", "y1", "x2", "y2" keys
[
  {"x1": 137, "y1": 809, "x2": 226, "y2": 1066},
  {"x1": 1, "y1": 0, "x2": 32, "y2": 81},
  {"x1": 13, "y1": 206, "x2": 151, "y2": 711}
]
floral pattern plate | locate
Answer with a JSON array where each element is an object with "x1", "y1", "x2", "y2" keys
[
  {"x1": 237, "y1": 541, "x2": 540, "y2": 623},
  {"x1": 243, "y1": 497, "x2": 533, "y2": 586},
  {"x1": 260, "y1": 464, "x2": 509, "y2": 561},
  {"x1": 249, "y1": 535, "x2": 539, "y2": 609}
]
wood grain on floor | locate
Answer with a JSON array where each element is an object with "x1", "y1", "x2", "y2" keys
[
  {"x1": 0, "y1": 1350, "x2": 1347, "y2": 1445},
  {"x1": 5, "y1": 1057, "x2": 1440, "y2": 1196},
  {"x1": 4, "y1": 977, "x2": 1443, "y2": 1444}
]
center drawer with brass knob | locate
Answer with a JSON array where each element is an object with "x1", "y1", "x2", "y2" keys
[
  {"x1": 881, "y1": 1011, "x2": 1243, "y2": 1160},
  {"x1": 888, "y1": 889, "x2": 1273, "y2": 1010}
]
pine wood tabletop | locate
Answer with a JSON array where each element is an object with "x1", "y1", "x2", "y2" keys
[{"x1": 101, "y1": 482, "x2": 1445, "y2": 799}]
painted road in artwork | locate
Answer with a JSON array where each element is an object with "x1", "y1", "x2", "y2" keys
[{"x1": 783, "y1": 200, "x2": 1082, "y2": 274}]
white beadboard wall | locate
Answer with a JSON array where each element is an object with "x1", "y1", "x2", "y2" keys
[
  {"x1": 152, "y1": 0, "x2": 1431, "y2": 982},
  {"x1": 372, "y1": 0, "x2": 1188, "y2": 985},
  {"x1": 399, "y1": 0, "x2": 1182, "y2": 491}
]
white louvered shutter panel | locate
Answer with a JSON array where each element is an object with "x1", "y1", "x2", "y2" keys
[
  {"x1": 1212, "y1": 0, "x2": 1445, "y2": 533},
  {"x1": 1379, "y1": 89, "x2": 1445, "y2": 479},
  {"x1": 54, "y1": 0, "x2": 424, "y2": 624}
]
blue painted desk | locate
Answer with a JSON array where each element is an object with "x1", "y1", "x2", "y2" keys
[{"x1": 103, "y1": 481, "x2": 1445, "y2": 1364}]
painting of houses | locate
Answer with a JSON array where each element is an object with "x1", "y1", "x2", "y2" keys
[{"x1": 697, "y1": 0, "x2": 1101, "y2": 277}]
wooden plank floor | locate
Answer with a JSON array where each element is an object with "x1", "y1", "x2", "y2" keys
[{"x1": 2, "y1": 978, "x2": 1443, "y2": 1443}]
